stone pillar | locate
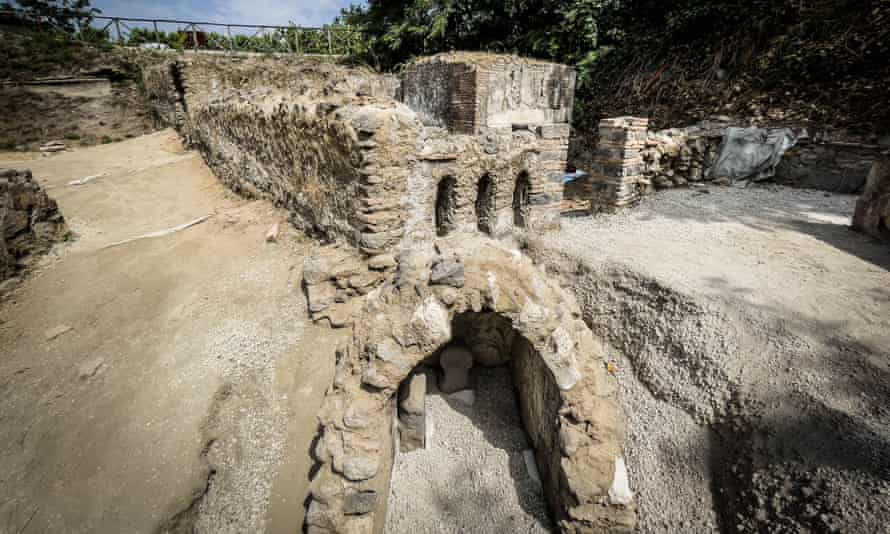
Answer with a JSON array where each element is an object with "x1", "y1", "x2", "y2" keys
[
  {"x1": 591, "y1": 117, "x2": 649, "y2": 212},
  {"x1": 397, "y1": 371, "x2": 426, "y2": 451}
]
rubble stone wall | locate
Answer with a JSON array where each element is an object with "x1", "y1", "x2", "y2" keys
[
  {"x1": 776, "y1": 139, "x2": 883, "y2": 194},
  {"x1": 0, "y1": 168, "x2": 67, "y2": 281},
  {"x1": 143, "y1": 53, "x2": 569, "y2": 251},
  {"x1": 303, "y1": 238, "x2": 635, "y2": 534},
  {"x1": 572, "y1": 119, "x2": 884, "y2": 213}
]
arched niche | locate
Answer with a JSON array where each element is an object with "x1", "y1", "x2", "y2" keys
[
  {"x1": 435, "y1": 176, "x2": 458, "y2": 237},
  {"x1": 475, "y1": 173, "x2": 496, "y2": 235},
  {"x1": 513, "y1": 171, "x2": 531, "y2": 228}
]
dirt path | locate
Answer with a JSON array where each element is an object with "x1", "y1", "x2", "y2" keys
[{"x1": 0, "y1": 130, "x2": 332, "y2": 534}]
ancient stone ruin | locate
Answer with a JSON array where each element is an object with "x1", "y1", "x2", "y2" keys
[
  {"x1": 142, "y1": 52, "x2": 634, "y2": 533},
  {"x1": 0, "y1": 168, "x2": 67, "y2": 282}
]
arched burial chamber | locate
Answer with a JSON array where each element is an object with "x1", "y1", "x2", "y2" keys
[
  {"x1": 388, "y1": 311, "x2": 561, "y2": 532},
  {"x1": 303, "y1": 241, "x2": 636, "y2": 534}
]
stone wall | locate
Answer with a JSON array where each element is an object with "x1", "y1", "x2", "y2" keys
[
  {"x1": 302, "y1": 237, "x2": 635, "y2": 534},
  {"x1": 852, "y1": 157, "x2": 890, "y2": 241},
  {"x1": 776, "y1": 135, "x2": 885, "y2": 194},
  {"x1": 0, "y1": 168, "x2": 67, "y2": 281},
  {"x1": 572, "y1": 118, "x2": 885, "y2": 213},
  {"x1": 143, "y1": 53, "x2": 569, "y2": 253}
]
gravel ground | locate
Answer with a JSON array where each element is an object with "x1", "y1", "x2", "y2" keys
[
  {"x1": 385, "y1": 366, "x2": 552, "y2": 533},
  {"x1": 535, "y1": 185, "x2": 890, "y2": 533}
]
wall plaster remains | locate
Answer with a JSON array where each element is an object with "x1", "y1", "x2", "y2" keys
[{"x1": 142, "y1": 52, "x2": 634, "y2": 533}]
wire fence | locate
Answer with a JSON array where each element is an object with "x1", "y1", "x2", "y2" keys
[{"x1": 0, "y1": 9, "x2": 366, "y2": 55}]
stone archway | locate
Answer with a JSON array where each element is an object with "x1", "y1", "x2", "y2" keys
[
  {"x1": 513, "y1": 171, "x2": 531, "y2": 228},
  {"x1": 475, "y1": 174, "x2": 496, "y2": 234},
  {"x1": 435, "y1": 176, "x2": 458, "y2": 237},
  {"x1": 302, "y1": 238, "x2": 635, "y2": 534}
]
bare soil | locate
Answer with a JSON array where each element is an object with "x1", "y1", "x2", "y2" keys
[
  {"x1": 0, "y1": 130, "x2": 331, "y2": 534},
  {"x1": 0, "y1": 83, "x2": 157, "y2": 151},
  {"x1": 537, "y1": 185, "x2": 890, "y2": 533}
]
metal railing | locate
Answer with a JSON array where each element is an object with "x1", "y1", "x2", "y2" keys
[{"x1": 0, "y1": 9, "x2": 365, "y2": 55}]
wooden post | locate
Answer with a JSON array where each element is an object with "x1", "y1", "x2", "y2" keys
[{"x1": 114, "y1": 18, "x2": 122, "y2": 43}]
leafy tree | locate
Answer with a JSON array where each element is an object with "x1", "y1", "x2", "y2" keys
[{"x1": 12, "y1": 0, "x2": 99, "y2": 32}]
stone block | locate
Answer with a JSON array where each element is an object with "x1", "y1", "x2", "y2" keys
[{"x1": 439, "y1": 344, "x2": 473, "y2": 393}]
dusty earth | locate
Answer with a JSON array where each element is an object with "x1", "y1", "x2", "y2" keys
[
  {"x1": 537, "y1": 185, "x2": 890, "y2": 533},
  {"x1": 0, "y1": 130, "x2": 334, "y2": 534},
  {"x1": 386, "y1": 366, "x2": 551, "y2": 534},
  {"x1": 0, "y1": 83, "x2": 156, "y2": 151}
]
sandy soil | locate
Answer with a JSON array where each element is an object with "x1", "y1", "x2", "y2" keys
[
  {"x1": 540, "y1": 185, "x2": 890, "y2": 533},
  {"x1": 0, "y1": 84, "x2": 156, "y2": 151},
  {"x1": 0, "y1": 130, "x2": 331, "y2": 534},
  {"x1": 386, "y1": 366, "x2": 551, "y2": 534}
]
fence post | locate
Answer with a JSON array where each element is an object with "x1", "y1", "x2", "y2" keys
[
  {"x1": 327, "y1": 28, "x2": 333, "y2": 54},
  {"x1": 153, "y1": 20, "x2": 158, "y2": 40},
  {"x1": 114, "y1": 18, "x2": 122, "y2": 43},
  {"x1": 190, "y1": 24, "x2": 198, "y2": 51},
  {"x1": 296, "y1": 29, "x2": 301, "y2": 54}
]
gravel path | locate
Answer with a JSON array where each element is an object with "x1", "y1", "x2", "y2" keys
[{"x1": 385, "y1": 366, "x2": 552, "y2": 533}]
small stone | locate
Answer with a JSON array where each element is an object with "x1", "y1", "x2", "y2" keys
[
  {"x1": 344, "y1": 490, "x2": 377, "y2": 515},
  {"x1": 45, "y1": 324, "x2": 73, "y2": 341},
  {"x1": 264, "y1": 221, "x2": 280, "y2": 242},
  {"x1": 303, "y1": 254, "x2": 331, "y2": 285},
  {"x1": 77, "y1": 358, "x2": 105, "y2": 380},
  {"x1": 342, "y1": 456, "x2": 379, "y2": 481},
  {"x1": 361, "y1": 363, "x2": 391, "y2": 389},
  {"x1": 430, "y1": 258, "x2": 465, "y2": 287},
  {"x1": 368, "y1": 253, "x2": 396, "y2": 270},
  {"x1": 399, "y1": 371, "x2": 426, "y2": 415}
]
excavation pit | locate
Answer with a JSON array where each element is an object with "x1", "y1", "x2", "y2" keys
[{"x1": 302, "y1": 238, "x2": 635, "y2": 534}]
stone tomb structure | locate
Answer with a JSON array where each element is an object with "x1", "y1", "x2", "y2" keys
[{"x1": 142, "y1": 52, "x2": 633, "y2": 533}]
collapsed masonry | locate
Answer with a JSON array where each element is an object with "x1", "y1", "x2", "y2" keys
[
  {"x1": 1, "y1": 168, "x2": 67, "y2": 282},
  {"x1": 142, "y1": 52, "x2": 634, "y2": 533}
]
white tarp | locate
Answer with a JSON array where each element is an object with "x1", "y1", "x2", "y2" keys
[{"x1": 710, "y1": 127, "x2": 799, "y2": 182}]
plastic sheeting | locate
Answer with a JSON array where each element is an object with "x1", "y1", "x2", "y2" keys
[{"x1": 710, "y1": 127, "x2": 799, "y2": 182}]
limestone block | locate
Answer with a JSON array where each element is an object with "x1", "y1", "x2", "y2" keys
[
  {"x1": 342, "y1": 456, "x2": 379, "y2": 481},
  {"x1": 398, "y1": 371, "x2": 426, "y2": 451},
  {"x1": 439, "y1": 344, "x2": 473, "y2": 393},
  {"x1": 406, "y1": 296, "x2": 451, "y2": 352},
  {"x1": 429, "y1": 257, "x2": 465, "y2": 287},
  {"x1": 344, "y1": 490, "x2": 378, "y2": 515}
]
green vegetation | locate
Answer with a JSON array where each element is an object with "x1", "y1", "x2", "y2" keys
[{"x1": 342, "y1": 0, "x2": 890, "y2": 133}]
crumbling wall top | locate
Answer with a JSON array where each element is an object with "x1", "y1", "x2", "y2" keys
[{"x1": 402, "y1": 51, "x2": 576, "y2": 133}]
